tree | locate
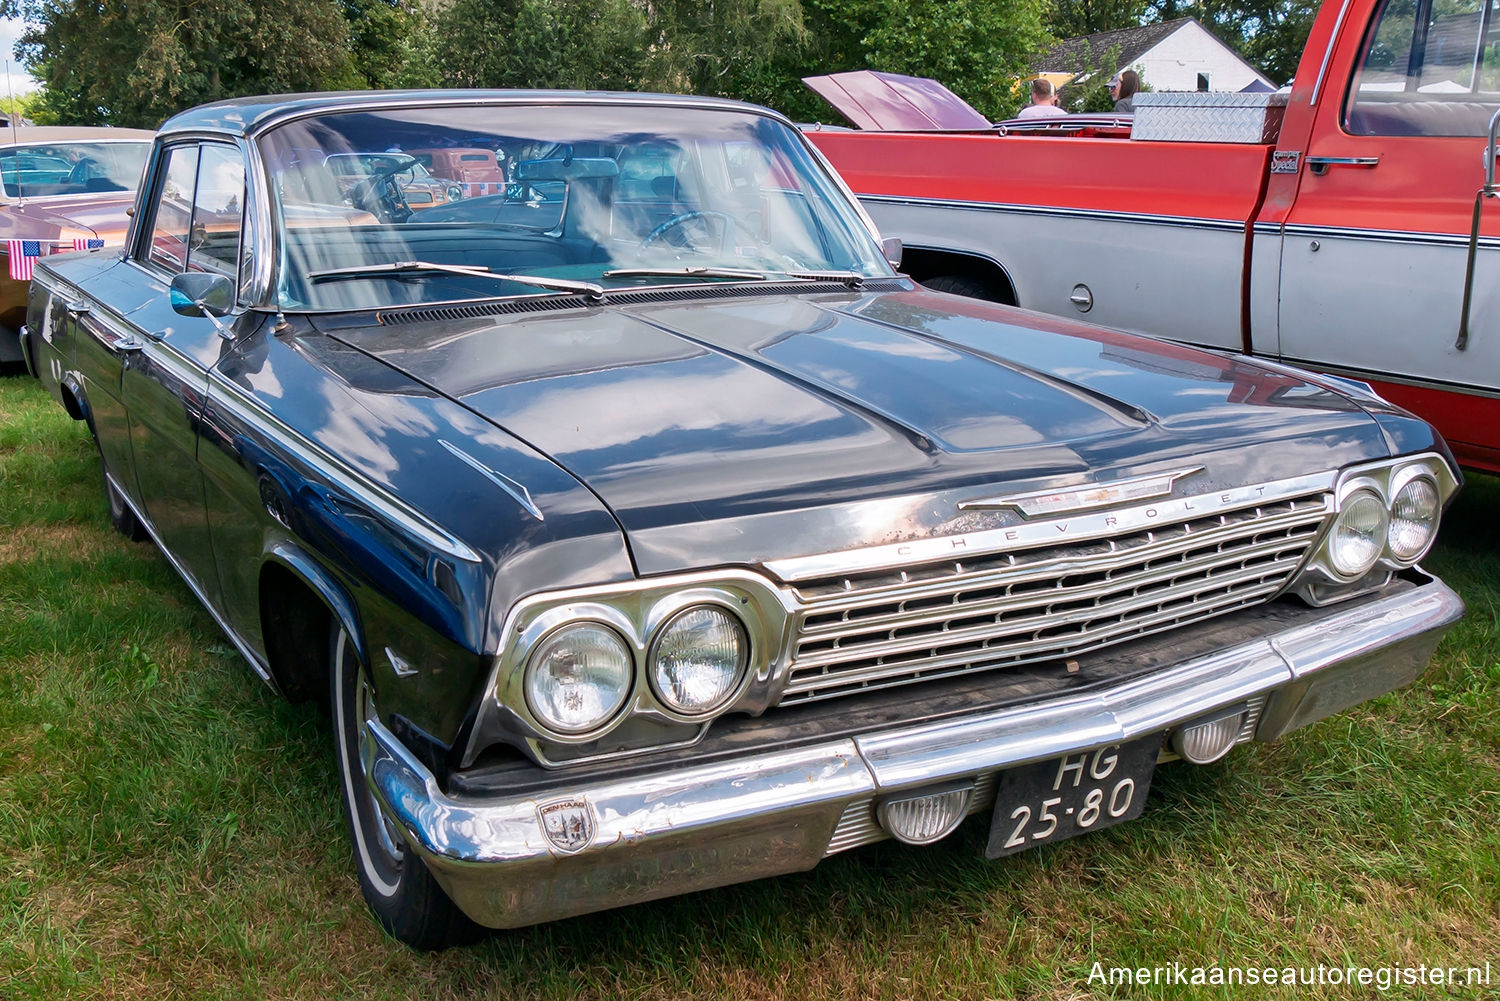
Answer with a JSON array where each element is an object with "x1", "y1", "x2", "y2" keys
[
  {"x1": 341, "y1": 0, "x2": 429, "y2": 90},
  {"x1": 1051, "y1": 0, "x2": 1148, "y2": 38},
  {"x1": 6, "y1": 0, "x2": 360, "y2": 126},
  {"x1": 1177, "y1": 0, "x2": 1318, "y2": 86},
  {"x1": 427, "y1": 0, "x2": 653, "y2": 91}
]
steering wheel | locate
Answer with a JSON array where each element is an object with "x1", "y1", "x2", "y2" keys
[
  {"x1": 347, "y1": 156, "x2": 417, "y2": 223},
  {"x1": 66, "y1": 156, "x2": 103, "y2": 186},
  {"x1": 639, "y1": 210, "x2": 738, "y2": 255}
]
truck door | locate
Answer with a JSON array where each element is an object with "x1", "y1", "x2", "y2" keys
[{"x1": 1276, "y1": 0, "x2": 1500, "y2": 469}]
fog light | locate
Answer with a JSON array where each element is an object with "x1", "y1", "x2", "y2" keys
[
  {"x1": 1171, "y1": 710, "x2": 1245, "y2": 764},
  {"x1": 877, "y1": 783, "x2": 974, "y2": 845}
]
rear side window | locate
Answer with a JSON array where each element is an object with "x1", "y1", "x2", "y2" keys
[{"x1": 1346, "y1": 0, "x2": 1500, "y2": 136}]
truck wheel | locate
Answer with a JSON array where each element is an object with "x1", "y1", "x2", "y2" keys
[
  {"x1": 922, "y1": 274, "x2": 1006, "y2": 302},
  {"x1": 331, "y1": 625, "x2": 480, "y2": 950}
]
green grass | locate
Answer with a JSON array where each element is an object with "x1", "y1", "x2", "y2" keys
[{"x1": 2, "y1": 373, "x2": 1497, "y2": 1000}]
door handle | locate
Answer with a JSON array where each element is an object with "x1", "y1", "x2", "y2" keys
[
  {"x1": 80, "y1": 314, "x2": 145, "y2": 355},
  {"x1": 1306, "y1": 156, "x2": 1380, "y2": 176}
]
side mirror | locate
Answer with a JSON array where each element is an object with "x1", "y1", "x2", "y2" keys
[
  {"x1": 880, "y1": 236, "x2": 903, "y2": 270},
  {"x1": 169, "y1": 272, "x2": 234, "y2": 318}
]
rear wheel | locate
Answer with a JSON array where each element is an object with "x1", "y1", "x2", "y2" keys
[{"x1": 330, "y1": 626, "x2": 479, "y2": 950}]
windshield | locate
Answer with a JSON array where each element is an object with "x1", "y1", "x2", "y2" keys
[
  {"x1": 258, "y1": 102, "x2": 891, "y2": 310},
  {"x1": 0, "y1": 141, "x2": 151, "y2": 199}
]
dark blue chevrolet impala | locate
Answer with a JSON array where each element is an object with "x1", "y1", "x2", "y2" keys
[{"x1": 18, "y1": 90, "x2": 1464, "y2": 948}]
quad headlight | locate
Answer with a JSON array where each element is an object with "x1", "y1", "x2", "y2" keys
[
  {"x1": 523, "y1": 623, "x2": 633, "y2": 734},
  {"x1": 1297, "y1": 455, "x2": 1457, "y2": 600},
  {"x1": 1328, "y1": 488, "x2": 1388, "y2": 577},
  {"x1": 649, "y1": 605, "x2": 749, "y2": 715},
  {"x1": 1387, "y1": 474, "x2": 1440, "y2": 563}
]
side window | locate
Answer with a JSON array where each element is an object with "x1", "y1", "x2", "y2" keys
[
  {"x1": 1346, "y1": 0, "x2": 1500, "y2": 136},
  {"x1": 144, "y1": 146, "x2": 199, "y2": 272},
  {"x1": 187, "y1": 145, "x2": 244, "y2": 278}
]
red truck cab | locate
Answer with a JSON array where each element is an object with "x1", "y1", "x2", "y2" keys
[{"x1": 808, "y1": 0, "x2": 1500, "y2": 473}]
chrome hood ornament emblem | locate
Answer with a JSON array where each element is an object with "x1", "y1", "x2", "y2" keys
[
  {"x1": 537, "y1": 798, "x2": 595, "y2": 855},
  {"x1": 959, "y1": 466, "x2": 1205, "y2": 518}
]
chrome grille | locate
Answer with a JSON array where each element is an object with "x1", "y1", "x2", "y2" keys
[{"x1": 781, "y1": 494, "x2": 1328, "y2": 706}]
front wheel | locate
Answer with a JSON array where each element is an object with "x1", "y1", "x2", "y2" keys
[{"x1": 331, "y1": 626, "x2": 478, "y2": 949}]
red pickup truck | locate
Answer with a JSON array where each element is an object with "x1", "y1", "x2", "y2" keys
[{"x1": 807, "y1": 0, "x2": 1500, "y2": 473}]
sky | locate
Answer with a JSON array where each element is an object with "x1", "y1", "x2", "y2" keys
[{"x1": 0, "y1": 18, "x2": 38, "y2": 95}]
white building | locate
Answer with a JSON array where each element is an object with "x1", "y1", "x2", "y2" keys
[{"x1": 1039, "y1": 17, "x2": 1276, "y2": 93}]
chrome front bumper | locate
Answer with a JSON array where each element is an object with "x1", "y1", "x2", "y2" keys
[{"x1": 363, "y1": 577, "x2": 1463, "y2": 929}]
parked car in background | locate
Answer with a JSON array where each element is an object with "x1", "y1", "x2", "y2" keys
[
  {"x1": 0, "y1": 126, "x2": 154, "y2": 365},
  {"x1": 409, "y1": 146, "x2": 507, "y2": 197},
  {"x1": 21, "y1": 90, "x2": 1464, "y2": 949}
]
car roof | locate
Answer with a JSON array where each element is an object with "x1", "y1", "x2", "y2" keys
[
  {"x1": 160, "y1": 90, "x2": 781, "y2": 139},
  {"x1": 0, "y1": 126, "x2": 157, "y2": 145}
]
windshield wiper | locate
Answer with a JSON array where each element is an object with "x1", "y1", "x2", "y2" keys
[
  {"x1": 601, "y1": 266, "x2": 770, "y2": 280},
  {"x1": 306, "y1": 260, "x2": 604, "y2": 301}
]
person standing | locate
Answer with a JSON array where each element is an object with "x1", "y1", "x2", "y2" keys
[
  {"x1": 1109, "y1": 70, "x2": 1140, "y2": 112},
  {"x1": 1017, "y1": 78, "x2": 1067, "y2": 119}
]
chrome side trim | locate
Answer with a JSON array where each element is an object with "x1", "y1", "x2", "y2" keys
[
  {"x1": 206, "y1": 372, "x2": 482, "y2": 563},
  {"x1": 438, "y1": 438, "x2": 543, "y2": 521},
  {"x1": 1280, "y1": 222, "x2": 1500, "y2": 252},
  {"x1": 853, "y1": 193, "x2": 1247, "y2": 234},
  {"x1": 106, "y1": 471, "x2": 278, "y2": 691},
  {"x1": 1278, "y1": 360, "x2": 1500, "y2": 401},
  {"x1": 366, "y1": 577, "x2": 1462, "y2": 929},
  {"x1": 765, "y1": 469, "x2": 1337, "y2": 581}
]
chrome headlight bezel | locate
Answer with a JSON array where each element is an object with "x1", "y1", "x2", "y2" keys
[
  {"x1": 476, "y1": 570, "x2": 791, "y2": 761},
  {"x1": 1292, "y1": 453, "x2": 1458, "y2": 602}
]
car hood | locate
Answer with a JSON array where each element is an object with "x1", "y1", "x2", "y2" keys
[
  {"x1": 320, "y1": 286, "x2": 1394, "y2": 575},
  {"x1": 0, "y1": 194, "x2": 135, "y2": 239}
]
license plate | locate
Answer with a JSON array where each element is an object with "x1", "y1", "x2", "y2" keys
[{"x1": 985, "y1": 734, "x2": 1162, "y2": 858}]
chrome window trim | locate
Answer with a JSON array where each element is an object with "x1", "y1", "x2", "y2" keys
[
  {"x1": 1311, "y1": 0, "x2": 1357, "y2": 107},
  {"x1": 241, "y1": 93, "x2": 806, "y2": 140}
]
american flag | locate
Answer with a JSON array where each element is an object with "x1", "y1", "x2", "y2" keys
[
  {"x1": 72, "y1": 237, "x2": 105, "y2": 252},
  {"x1": 6, "y1": 240, "x2": 41, "y2": 281}
]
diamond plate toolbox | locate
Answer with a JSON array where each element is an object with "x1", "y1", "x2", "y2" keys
[{"x1": 1130, "y1": 91, "x2": 1289, "y2": 144}]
